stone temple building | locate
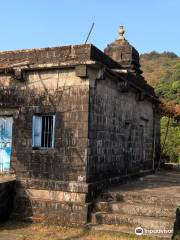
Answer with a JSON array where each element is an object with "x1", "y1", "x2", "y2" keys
[{"x1": 0, "y1": 26, "x2": 160, "y2": 225}]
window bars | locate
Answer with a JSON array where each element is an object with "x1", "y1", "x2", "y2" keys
[{"x1": 32, "y1": 115, "x2": 55, "y2": 149}]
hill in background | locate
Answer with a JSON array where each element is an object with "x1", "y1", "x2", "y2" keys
[
  {"x1": 140, "y1": 52, "x2": 180, "y2": 163},
  {"x1": 141, "y1": 51, "x2": 180, "y2": 103}
]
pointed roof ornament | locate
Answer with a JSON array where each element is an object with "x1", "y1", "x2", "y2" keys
[
  {"x1": 104, "y1": 25, "x2": 142, "y2": 75},
  {"x1": 118, "y1": 26, "x2": 125, "y2": 41}
]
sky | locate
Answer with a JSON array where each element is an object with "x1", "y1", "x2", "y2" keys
[{"x1": 0, "y1": 0, "x2": 180, "y2": 55}]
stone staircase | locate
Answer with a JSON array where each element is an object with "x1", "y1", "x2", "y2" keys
[{"x1": 91, "y1": 171, "x2": 180, "y2": 239}]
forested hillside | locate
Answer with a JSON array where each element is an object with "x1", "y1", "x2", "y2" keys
[{"x1": 140, "y1": 52, "x2": 180, "y2": 163}]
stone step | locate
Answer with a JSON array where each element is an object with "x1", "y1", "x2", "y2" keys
[
  {"x1": 95, "y1": 201, "x2": 176, "y2": 218},
  {"x1": 91, "y1": 224, "x2": 173, "y2": 239},
  {"x1": 110, "y1": 202, "x2": 176, "y2": 218},
  {"x1": 140, "y1": 173, "x2": 180, "y2": 184},
  {"x1": 100, "y1": 191, "x2": 180, "y2": 208},
  {"x1": 92, "y1": 212, "x2": 175, "y2": 232}
]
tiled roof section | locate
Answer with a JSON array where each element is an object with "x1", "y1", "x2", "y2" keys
[{"x1": 0, "y1": 44, "x2": 121, "y2": 69}]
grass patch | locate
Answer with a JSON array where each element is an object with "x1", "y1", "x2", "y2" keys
[{"x1": 0, "y1": 220, "x2": 156, "y2": 240}]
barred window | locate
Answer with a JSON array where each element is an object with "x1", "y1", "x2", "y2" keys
[{"x1": 32, "y1": 115, "x2": 55, "y2": 149}]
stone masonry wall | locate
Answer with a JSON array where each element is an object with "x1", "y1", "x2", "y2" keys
[
  {"x1": 0, "y1": 68, "x2": 89, "y2": 225},
  {"x1": 0, "y1": 65, "x2": 159, "y2": 224},
  {"x1": 87, "y1": 71, "x2": 154, "y2": 190}
]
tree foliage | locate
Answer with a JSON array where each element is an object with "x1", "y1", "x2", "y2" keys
[
  {"x1": 161, "y1": 117, "x2": 180, "y2": 163},
  {"x1": 141, "y1": 51, "x2": 180, "y2": 163}
]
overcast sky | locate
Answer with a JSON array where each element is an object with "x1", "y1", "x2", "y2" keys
[{"x1": 0, "y1": 0, "x2": 180, "y2": 55}]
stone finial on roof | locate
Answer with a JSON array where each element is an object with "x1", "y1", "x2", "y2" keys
[
  {"x1": 104, "y1": 25, "x2": 142, "y2": 75},
  {"x1": 118, "y1": 26, "x2": 125, "y2": 41}
]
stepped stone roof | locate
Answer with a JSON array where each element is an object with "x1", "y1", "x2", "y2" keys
[
  {"x1": 0, "y1": 44, "x2": 120, "y2": 69},
  {"x1": 0, "y1": 43, "x2": 158, "y2": 101}
]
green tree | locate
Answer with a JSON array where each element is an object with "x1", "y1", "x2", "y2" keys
[
  {"x1": 140, "y1": 52, "x2": 180, "y2": 163},
  {"x1": 161, "y1": 117, "x2": 180, "y2": 163}
]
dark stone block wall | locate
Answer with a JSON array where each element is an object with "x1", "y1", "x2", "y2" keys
[
  {"x1": 87, "y1": 74, "x2": 156, "y2": 190},
  {"x1": 0, "y1": 64, "x2": 160, "y2": 225},
  {"x1": 0, "y1": 68, "x2": 90, "y2": 225}
]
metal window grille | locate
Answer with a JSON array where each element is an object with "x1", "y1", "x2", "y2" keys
[{"x1": 32, "y1": 115, "x2": 55, "y2": 149}]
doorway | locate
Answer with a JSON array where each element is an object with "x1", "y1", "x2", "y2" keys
[{"x1": 0, "y1": 117, "x2": 13, "y2": 172}]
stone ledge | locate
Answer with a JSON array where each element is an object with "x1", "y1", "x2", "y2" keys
[
  {"x1": 16, "y1": 188, "x2": 86, "y2": 203},
  {"x1": 16, "y1": 178, "x2": 88, "y2": 193}
]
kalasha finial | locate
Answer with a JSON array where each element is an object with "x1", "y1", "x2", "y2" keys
[{"x1": 118, "y1": 26, "x2": 125, "y2": 40}]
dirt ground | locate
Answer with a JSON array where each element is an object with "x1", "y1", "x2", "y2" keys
[{"x1": 0, "y1": 220, "x2": 155, "y2": 240}]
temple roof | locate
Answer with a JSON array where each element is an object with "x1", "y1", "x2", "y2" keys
[
  {"x1": 0, "y1": 42, "x2": 158, "y2": 101},
  {"x1": 0, "y1": 44, "x2": 121, "y2": 70}
]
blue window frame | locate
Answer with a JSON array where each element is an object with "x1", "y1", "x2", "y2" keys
[{"x1": 32, "y1": 115, "x2": 55, "y2": 149}]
